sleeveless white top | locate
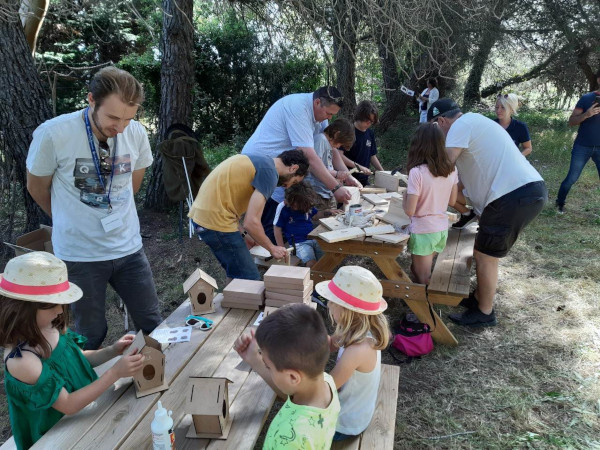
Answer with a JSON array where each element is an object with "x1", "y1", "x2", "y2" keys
[{"x1": 336, "y1": 341, "x2": 381, "y2": 435}]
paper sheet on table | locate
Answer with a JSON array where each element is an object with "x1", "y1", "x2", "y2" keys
[
  {"x1": 400, "y1": 85, "x2": 415, "y2": 96},
  {"x1": 151, "y1": 326, "x2": 192, "y2": 344},
  {"x1": 253, "y1": 312, "x2": 265, "y2": 327}
]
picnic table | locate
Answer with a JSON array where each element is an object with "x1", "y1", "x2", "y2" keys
[
  {"x1": 0, "y1": 295, "x2": 275, "y2": 450},
  {"x1": 308, "y1": 224, "x2": 460, "y2": 346}
]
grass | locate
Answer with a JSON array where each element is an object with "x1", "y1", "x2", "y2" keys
[{"x1": 1, "y1": 110, "x2": 599, "y2": 448}]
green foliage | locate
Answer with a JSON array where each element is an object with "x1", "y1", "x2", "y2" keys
[{"x1": 193, "y1": 11, "x2": 324, "y2": 142}]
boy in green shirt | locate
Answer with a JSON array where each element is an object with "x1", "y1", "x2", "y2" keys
[{"x1": 234, "y1": 303, "x2": 339, "y2": 449}]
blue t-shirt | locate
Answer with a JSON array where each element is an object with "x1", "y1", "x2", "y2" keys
[
  {"x1": 275, "y1": 206, "x2": 318, "y2": 243},
  {"x1": 574, "y1": 92, "x2": 600, "y2": 147},
  {"x1": 345, "y1": 128, "x2": 377, "y2": 185},
  {"x1": 494, "y1": 118, "x2": 531, "y2": 148}
]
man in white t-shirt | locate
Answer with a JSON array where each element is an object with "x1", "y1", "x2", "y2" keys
[
  {"x1": 26, "y1": 67, "x2": 162, "y2": 349},
  {"x1": 242, "y1": 86, "x2": 358, "y2": 243},
  {"x1": 428, "y1": 98, "x2": 547, "y2": 327}
]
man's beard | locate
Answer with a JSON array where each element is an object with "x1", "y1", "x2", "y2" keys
[
  {"x1": 277, "y1": 173, "x2": 294, "y2": 186},
  {"x1": 91, "y1": 108, "x2": 111, "y2": 140}
]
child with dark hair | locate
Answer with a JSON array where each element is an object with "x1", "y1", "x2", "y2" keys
[
  {"x1": 403, "y1": 123, "x2": 458, "y2": 284},
  {"x1": 274, "y1": 182, "x2": 338, "y2": 267},
  {"x1": 305, "y1": 118, "x2": 357, "y2": 211},
  {"x1": 339, "y1": 100, "x2": 384, "y2": 186},
  {"x1": 0, "y1": 252, "x2": 143, "y2": 450},
  {"x1": 234, "y1": 303, "x2": 340, "y2": 449}
]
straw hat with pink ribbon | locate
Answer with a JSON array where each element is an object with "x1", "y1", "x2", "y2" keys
[
  {"x1": 0, "y1": 252, "x2": 82, "y2": 304},
  {"x1": 315, "y1": 266, "x2": 387, "y2": 315}
]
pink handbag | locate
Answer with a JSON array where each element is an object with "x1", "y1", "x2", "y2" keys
[{"x1": 391, "y1": 319, "x2": 434, "y2": 359}]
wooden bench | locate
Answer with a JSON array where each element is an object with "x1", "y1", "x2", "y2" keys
[
  {"x1": 428, "y1": 223, "x2": 477, "y2": 307},
  {"x1": 331, "y1": 364, "x2": 400, "y2": 450}
]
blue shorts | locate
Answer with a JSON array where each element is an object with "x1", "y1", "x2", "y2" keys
[{"x1": 295, "y1": 239, "x2": 323, "y2": 264}]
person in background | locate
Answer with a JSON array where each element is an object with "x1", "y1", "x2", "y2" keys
[
  {"x1": 494, "y1": 93, "x2": 532, "y2": 156},
  {"x1": 242, "y1": 86, "x2": 358, "y2": 243},
  {"x1": 26, "y1": 66, "x2": 162, "y2": 350},
  {"x1": 429, "y1": 98, "x2": 547, "y2": 327},
  {"x1": 234, "y1": 304, "x2": 340, "y2": 449},
  {"x1": 403, "y1": 123, "x2": 458, "y2": 284},
  {"x1": 274, "y1": 182, "x2": 340, "y2": 268},
  {"x1": 189, "y1": 150, "x2": 308, "y2": 282},
  {"x1": 339, "y1": 100, "x2": 384, "y2": 186},
  {"x1": 556, "y1": 71, "x2": 600, "y2": 213},
  {"x1": 305, "y1": 118, "x2": 356, "y2": 211},
  {"x1": 416, "y1": 78, "x2": 440, "y2": 124}
]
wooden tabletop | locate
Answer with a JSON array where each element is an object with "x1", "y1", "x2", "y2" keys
[{"x1": 1, "y1": 296, "x2": 275, "y2": 450}]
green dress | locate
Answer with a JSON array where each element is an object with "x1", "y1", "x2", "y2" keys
[{"x1": 4, "y1": 330, "x2": 98, "y2": 450}]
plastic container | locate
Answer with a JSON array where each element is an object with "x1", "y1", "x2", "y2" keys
[{"x1": 151, "y1": 401, "x2": 175, "y2": 450}]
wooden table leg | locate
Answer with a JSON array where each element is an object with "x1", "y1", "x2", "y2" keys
[
  {"x1": 404, "y1": 298, "x2": 458, "y2": 346},
  {"x1": 311, "y1": 252, "x2": 345, "y2": 273},
  {"x1": 372, "y1": 256, "x2": 412, "y2": 283}
]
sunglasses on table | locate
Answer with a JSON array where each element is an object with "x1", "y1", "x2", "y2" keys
[{"x1": 185, "y1": 315, "x2": 213, "y2": 331}]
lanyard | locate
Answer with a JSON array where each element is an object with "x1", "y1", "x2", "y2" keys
[{"x1": 83, "y1": 107, "x2": 117, "y2": 211}]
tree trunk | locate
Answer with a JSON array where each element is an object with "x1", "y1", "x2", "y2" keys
[
  {"x1": 332, "y1": 0, "x2": 358, "y2": 118},
  {"x1": 144, "y1": 0, "x2": 194, "y2": 210},
  {"x1": 0, "y1": 1, "x2": 52, "y2": 244}
]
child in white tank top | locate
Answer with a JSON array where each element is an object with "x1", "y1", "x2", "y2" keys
[{"x1": 315, "y1": 265, "x2": 391, "y2": 441}]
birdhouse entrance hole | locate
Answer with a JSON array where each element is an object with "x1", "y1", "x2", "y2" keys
[
  {"x1": 197, "y1": 293, "x2": 207, "y2": 304},
  {"x1": 143, "y1": 364, "x2": 156, "y2": 381}
]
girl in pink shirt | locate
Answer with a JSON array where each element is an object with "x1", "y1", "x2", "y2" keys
[{"x1": 403, "y1": 123, "x2": 458, "y2": 284}]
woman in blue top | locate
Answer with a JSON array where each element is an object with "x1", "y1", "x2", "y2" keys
[{"x1": 494, "y1": 93, "x2": 532, "y2": 156}]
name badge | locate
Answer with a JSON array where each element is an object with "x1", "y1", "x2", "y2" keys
[{"x1": 101, "y1": 213, "x2": 124, "y2": 233}]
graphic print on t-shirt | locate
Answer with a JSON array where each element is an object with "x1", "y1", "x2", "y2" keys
[{"x1": 73, "y1": 155, "x2": 131, "y2": 209}]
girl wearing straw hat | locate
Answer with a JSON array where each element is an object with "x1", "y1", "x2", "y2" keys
[
  {"x1": 315, "y1": 265, "x2": 391, "y2": 442},
  {"x1": 0, "y1": 252, "x2": 144, "y2": 450}
]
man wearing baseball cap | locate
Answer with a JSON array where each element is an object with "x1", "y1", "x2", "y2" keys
[{"x1": 428, "y1": 98, "x2": 547, "y2": 327}]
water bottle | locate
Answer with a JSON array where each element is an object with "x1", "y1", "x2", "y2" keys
[{"x1": 151, "y1": 401, "x2": 175, "y2": 449}]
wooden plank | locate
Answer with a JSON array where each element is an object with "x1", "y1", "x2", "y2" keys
[
  {"x1": 359, "y1": 186, "x2": 386, "y2": 194},
  {"x1": 362, "y1": 193, "x2": 388, "y2": 206},
  {"x1": 427, "y1": 228, "x2": 460, "y2": 295},
  {"x1": 404, "y1": 298, "x2": 458, "y2": 346},
  {"x1": 205, "y1": 371, "x2": 276, "y2": 450},
  {"x1": 308, "y1": 224, "x2": 328, "y2": 238},
  {"x1": 0, "y1": 438, "x2": 16, "y2": 450},
  {"x1": 372, "y1": 256, "x2": 412, "y2": 283},
  {"x1": 319, "y1": 216, "x2": 348, "y2": 231},
  {"x1": 379, "y1": 280, "x2": 427, "y2": 302},
  {"x1": 311, "y1": 253, "x2": 345, "y2": 274},
  {"x1": 374, "y1": 171, "x2": 400, "y2": 192},
  {"x1": 162, "y1": 321, "x2": 261, "y2": 450},
  {"x1": 359, "y1": 365, "x2": 400, "y2": 449},
  {"x1": 378, "y1": 192, "x2": 402, "y2": 200},
  {"x1": 315, "y1": 239, "x2": 406, "y2": 257},
  {"x1": 319, "y1": 227, "x2": 365, "y2": 243},
  {"x1": 370, "y1": 233, "x2": 409, "y2": 244},
  {"x1": 33, "y1": 299, "x2": 229, "y2": 450},
  {"x1": 249, "y1": 245, "x2": 293, "y2": 259},
  {"x1": 265, "y1": 290, "x2": 309, "y2": 302},
  {"x1": 255, "y1": 254, "x2": 301, "y2": 267},
  {"x1": 447, "y1": 226, "x2": 476, "y2": 297},
  {"x1": 116, "y1": 309, "x2": 256, "y2": 450},
  {"x1": 331, "y1": 436, "x2": 360, "y2": 450},
  {"x1": 363, "y1": 224, "x2": 395, "y2": 236}
]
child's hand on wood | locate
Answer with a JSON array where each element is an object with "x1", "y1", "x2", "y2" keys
[
  {"x1": 112, "y1": 333, "x2": 136, "y2": 356},
  {"x1": 111, "y1": 350, "x2": 144, "y2": 379}
]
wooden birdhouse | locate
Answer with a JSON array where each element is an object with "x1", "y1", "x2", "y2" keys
[
  {"x1": 186, "y1": 377, "x2": 233, "y2": 439},
  {"x1": 124, "y1": 330, "x2": 168, "y2": 398},
  {"x1": 183, "y1": 269, "x2": 218, "y2": 315}
]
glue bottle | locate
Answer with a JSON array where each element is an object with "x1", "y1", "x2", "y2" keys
[{"x1": 151, "y1": 401, "x2": 175, "y2": 449}]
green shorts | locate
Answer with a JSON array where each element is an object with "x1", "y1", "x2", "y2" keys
[{"x1": 408, "y1": 230, "x2": 448, "y2": 256}]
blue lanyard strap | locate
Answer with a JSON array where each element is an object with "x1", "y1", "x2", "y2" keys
[{"x1": 83, "y1": 107, "x2": 117, "y2": 210}]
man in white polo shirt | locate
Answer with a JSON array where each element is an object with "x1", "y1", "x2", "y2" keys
[
  {"x1": 242, "y1": 86, "x2": 358, "y2": 242},
  {"x1": 429, "y1": 98, "x2": 547, "y2": 327}
]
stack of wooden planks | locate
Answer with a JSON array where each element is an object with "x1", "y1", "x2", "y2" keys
[
  {"x1": 263, "y1": 266, "x2": 314, "y2": 308},
  {"x1": 221, "y1": 279, "x2": 265, "y2": 310}
]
